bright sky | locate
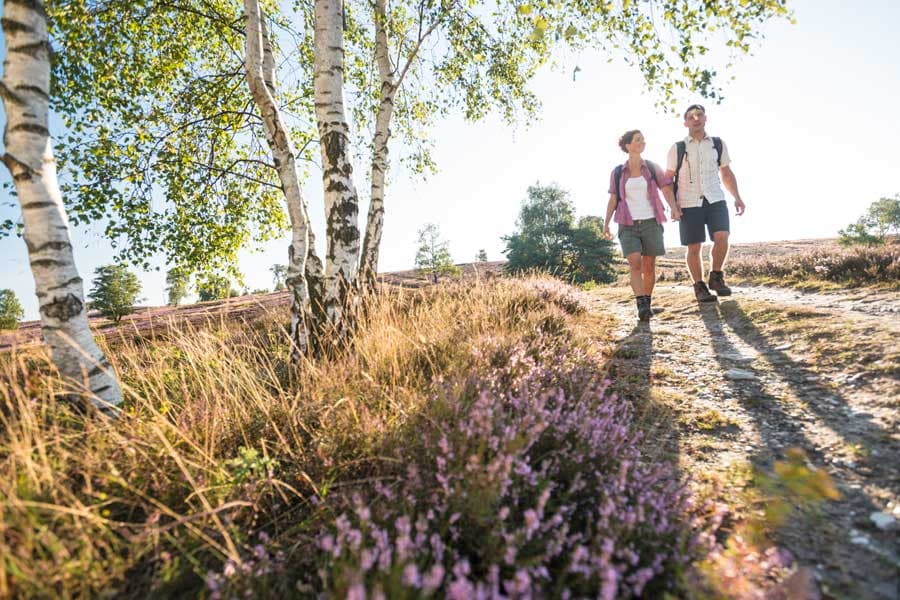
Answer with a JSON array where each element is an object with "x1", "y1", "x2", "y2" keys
[{"x1": 2, "y1": 0, "x2": 898, "y2": 320}]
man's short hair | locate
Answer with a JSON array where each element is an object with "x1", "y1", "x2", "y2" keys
[{"x1": 683, "y1": 104, "x2": 706, "y2": 119}]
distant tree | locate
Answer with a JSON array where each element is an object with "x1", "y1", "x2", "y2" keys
[
  {"x1": 415, "y1": 223, "x2": 460, "y2": 282},
  {"x1": 503, "y1": 183, "x2": 615, "y2": 283},
  {"x1": 839, "y1": 195, "x2": 900, "y2": 246},
  {"x1": 166, "y1": 268, "x2": 191, "y2": 306},
  {"x1": 475, "y1": 249, "x2": 489, "y2": 262},
  {"x1": 504, "y1": 183, "x2": 577, "y2": 276},
  {"x1": 270, "y1": 264, "x2": 288, "y2": 291},
  {"x1": 87, "y1": 265, "x2": 142, "y2": 323},
  {"x1": 197, "y1": 274, "x2": 239, "y2": 302},
  {"x1": 0, "y1": 289, "x2": 25, "y2": 330}
]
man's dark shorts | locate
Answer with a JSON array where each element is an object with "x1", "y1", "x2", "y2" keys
[{"x1": 679, "y1": 198, "x2": 730, "y2": 245}]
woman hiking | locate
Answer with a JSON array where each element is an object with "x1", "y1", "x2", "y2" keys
[{"x1": 603, "y1": 130, "x2": 681, "y2": 321}]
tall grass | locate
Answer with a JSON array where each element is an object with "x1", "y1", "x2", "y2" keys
[{"x1": 0, "y1": 277, "x2": 701, "y2": 598}]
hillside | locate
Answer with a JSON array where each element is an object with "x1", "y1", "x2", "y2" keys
[
  {"x1": 0, "y1": 261, "x2": 507, "y2": 353},
  {"x1": 8, "y1": 237, "x2": 897, "y2": 354}
]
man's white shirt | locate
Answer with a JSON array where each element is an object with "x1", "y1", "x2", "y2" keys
[{"x1": 666, "y1": 135, "x2": 731, "y2": 208}]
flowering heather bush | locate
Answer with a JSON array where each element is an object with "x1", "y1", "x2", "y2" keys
[
  {"x1": 316, "y1": 336, "x2": 700, "y2": 598},
  {"x1": 728, "y1": 244, "x2": 900, "y2": 287}
]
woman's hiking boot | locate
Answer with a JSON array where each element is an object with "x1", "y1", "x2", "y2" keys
[
  {"x1": 693, "y1": 281, "x2": 718, "y2": 303},
  {"x1": 708, "y1": 270, "x2": 732, "y2": 296},
  {"x1": 636, "y1": 295, "x2": 653, "y2": 321}
]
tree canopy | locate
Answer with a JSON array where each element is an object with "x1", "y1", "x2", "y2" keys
[
  {"x1": 839, "y1": 195, "x2": 900, "y2": 246},
  {"x1": 166, "y1": 268, "x2": 191, "y2": 306},
  {"x1": 0, "y1": 289, "x2": 25, "y2": 330},
  {"x1": 504, "y1": 183, "x2": 616, "y2": 284},
  {"x1": 415, "y1": 223, "x2": 459, "y2": 280},
  {"x1": 87, "y1": 264, "x2": 143, "y2": 323},
  {"x1": 197, "y1": 273, "x2": 239, "y2": 301}
]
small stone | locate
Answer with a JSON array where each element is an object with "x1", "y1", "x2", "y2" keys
[
  {"x1": 774, "y1": 342, "x2": 793, "y2": 351},
  {"x1": 870, "y1": 512, "x2": 898, "y2": 531},
  {"x1": 723, "y1": 353, "x2": 755, "y2": 363},
  {"x1": 850, "y1": 534, "x2": 870, "y2": 546},
  {"x1": 725, "y1": 369, "x2": 756, "y2": 381}
]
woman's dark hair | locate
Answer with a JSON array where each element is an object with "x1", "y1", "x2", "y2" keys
[{"x1": 618, "y1": 130, "x2": 641, "y2": 153}]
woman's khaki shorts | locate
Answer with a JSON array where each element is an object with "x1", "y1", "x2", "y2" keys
[{"x1": 618, "y1": 219, "x2": 665, "y2": 257}]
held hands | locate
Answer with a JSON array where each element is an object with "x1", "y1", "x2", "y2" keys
[
  {"x1": 669, "y1": 206, "x2": 682, "y2": 221},
  {"x1": 602, "y1": 225, "x2": 613, "y2": 240},
  {"x1": 735, "y1": 198, "x2": 746, "y2": 216}
]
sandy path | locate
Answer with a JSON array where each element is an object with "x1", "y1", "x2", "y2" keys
[{"x1": 589, "y1": 283, "x2": 899, "y2": 599}]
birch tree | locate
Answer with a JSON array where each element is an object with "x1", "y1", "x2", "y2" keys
[
  {"x1": 313, "y1": 0, "x2": 361, "y2": 336},
  {"x1": 357, "y1": 0, "x2": 463, "y2": 287},
  {"x1": 244, "y1": 0, "x2": 315, "y2": 356},
  {"x1": 0, "y1": 0, "x2": 122, "y2": 411}
]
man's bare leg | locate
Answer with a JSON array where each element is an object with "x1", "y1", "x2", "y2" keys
[
  {"x1": 711, "y1": 230, "x2": 729, "y2": 272},
  {"x1": 709, "y1": 230, "x2": 733, "y2": 295},
  {"x1": 686, "y1": 242, "x2": 703, "y2": 282}
]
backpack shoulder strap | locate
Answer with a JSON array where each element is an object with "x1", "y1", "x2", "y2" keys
[
  {"x1": 674, "y1": 141, "x2": 686, "y2": 189},
  {"x1": 712, "y1": 136, "x2": 723, "y2": 166},
  {"x1": 645, "y1": 160, "x2": 660, "y2": 186},
  {"x1": 614, "y1": 165, "x2": 623, "y2": 206}
]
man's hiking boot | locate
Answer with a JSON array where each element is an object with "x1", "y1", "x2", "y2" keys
[
  {"x1": 708, "y1": 270, "x2": 732, "y2": 296},
  {"x1": 693, "y1": 281, "x2": 718, "y2": 303},
  {"x1": 636, "y1": 295, "x2": 653, "y2": 321}
]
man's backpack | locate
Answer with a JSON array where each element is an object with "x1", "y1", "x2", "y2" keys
[
  {"x1": 673, "y1": 136, "x2": 722, "y2": 196},
  {"x1": 614, "y1": 161, "x2": 661, "y2": 208}
]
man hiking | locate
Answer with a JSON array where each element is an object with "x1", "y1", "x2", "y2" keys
[{"x1": 666, "y1": 104, "x2": 746, "y2": 302}]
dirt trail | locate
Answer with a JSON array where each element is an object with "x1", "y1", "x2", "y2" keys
[{"x1": 589, "y1": 282, "x2": 900, "y2": 600}]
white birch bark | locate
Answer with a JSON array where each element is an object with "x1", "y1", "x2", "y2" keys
[
  {"x1": 0, "y1": 0, "x2": 122, "y2": 411},
  {"x1": 314, "y1": 0, "x2": 360, "y2": 334},
  {"x1": 244, "y1": 0, "x2": 313, "y2": 358},
  {"x1": 359, "y1": 1, "x2": 448, "y2": 288},
  {"x1": 359, "y1": 0, "x2": 395, "y2": 288}
]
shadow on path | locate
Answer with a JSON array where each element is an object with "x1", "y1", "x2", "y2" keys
[
  {"x1": 718, "y1": 300, "x2": 899, "y2": 482},
  {"x1": 697, "y1": 301, "x2": 898, "y2": 599},
  {"x1": 606, "y1": 322, "x2": 687, "y2": 470}
]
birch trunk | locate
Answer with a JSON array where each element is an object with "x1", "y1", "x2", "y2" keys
[
  {"x1": 244, "y1": 0, "x2": 313, "y2": 358},
  {"x1": 359, "y1": 0, "x2": 395, "y2": 289},
  {"x1": 314, "y1": 0, "x2": 360, "y2": 336},
  {"x1": 1, "y1": 0, "x2": 122, "y2": 411},
  {"x1": 305, "y1": 227, "x2": 327, "y2": 342}
]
